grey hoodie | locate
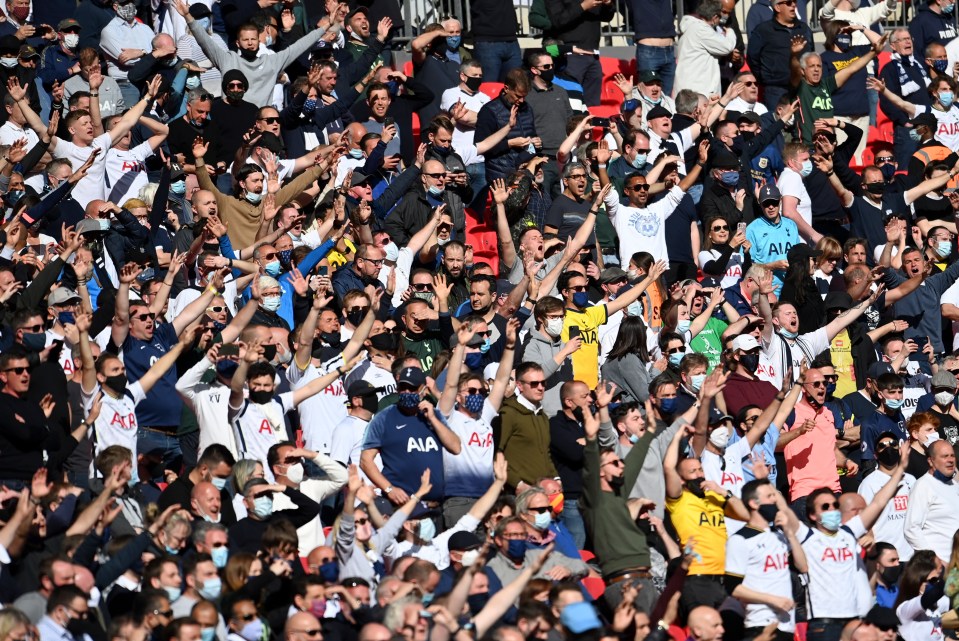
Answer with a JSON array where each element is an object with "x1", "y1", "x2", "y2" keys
[
  {"x1": 601, "y1": 353, "x2": 650, "y2": 404},
  {"x1": 187, "y1": 20, "x2": 334, "y2": 107},
  {"x1": 520, "y1": 329, "x2": 573, "y2": 417}
]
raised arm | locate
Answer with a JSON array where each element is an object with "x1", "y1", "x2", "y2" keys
[
  {"x1": 488, "y1": 318, "x2": 519, "y2": 411},
  {"x1": 438, "y1": 324, "x2": 473, "y2": 416},
  {"x1": 491, "y1": 178, "x2": 517, "y2": 271},
  {"x1": 111, "y1": 263, "x2": 142, "y2": 348},
  {"x1": 109, "y1": 75, "x2": 162, "y2": 147},
  {"x1": 138, "y1": 328, "x2": 194, "y2": 395},
  {"x1": 824, "y1": 284, "x2": 885, "y2": 342},
  {"x1": 75, "y1": 312, "x2": 97, "y2": 395}
]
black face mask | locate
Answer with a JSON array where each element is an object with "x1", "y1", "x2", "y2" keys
[
  {"x1": 227, "y1": 89, "x2": 246, "y2": 102},
  {"x1": 321, "y1": 332, "x2": 342, "y2": 348},
  {"x1": 539, "y1": 69, "x2": 554, "y2": 84},
  {"x1": 880, "y1": 564, "x2": 902, "y2": 586},
  {"x1": 346, "y1": 309, "x2": 365, "y2": 327},
  {"x1": 572, "y1": 406, "x2": 585, "y2": 422},
  {"x1": 876, "y1": 445, "x2": 900, "y2": 468},
  {"x1": 249, "y1": 389, "x2": 273, "y2": 404},
  {"x1": 239, "y1": 48, "x2": 258, "y2": 61},
  {"x1": 686, "y1": 477, "x2": 705, "y2": 498},
  {"x1": 757, "y1": 503, "x2": 779, "y2": 523},
  {"x1": 465, "y1": 76, "x2": 482, "y2": 92},
  {"x1": 359, "y1": 393, "x2": 379, "y2": 414},
  {"x1": 608, "y1": 474, "x2": 625, "y2": 491},
  {"x1": 864, "y1": 182, "x2": 886, "y2": 195},
  {"x1": 261, "y1": 344, "x2": 277, "y2": 362},
  {"x1": 105, "y1": 373, "x2": 128, "y2": 395},
  {"x1": 739, "y1": 353, "x2": 760, "y2": 373}
]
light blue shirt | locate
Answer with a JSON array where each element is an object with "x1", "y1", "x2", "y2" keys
[
  {"x1": 38, "y1": 615, "x2": 91, "y2": 641},
  {"x1": 746, "y1": 214, "x2": 801, "y2": 295},
  {"x1": 728, "y1": 423, "x2": 780, "y2": 485},
  {"x1": 100, "y1": 17, "x2": 156, "y2": 80}
]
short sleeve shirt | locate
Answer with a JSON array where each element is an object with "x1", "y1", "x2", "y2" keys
[
  {"x1": 666, "y1": 489, "x2": 729, "y2": 575},
  {"x1": 777, "y1": 168, "x2": 812, "y2": 229},
  {"x1": 797, "y1": 75, "x2": 838, "y2": 143},
  {"x1": 231, "y1": 393, "x2": 295, "y2": 478},
  {"x1": 53, "y1": 132, "x2": 113, "y2": 209},
  {"x1": 442, "y1": 402, "x2": 496, "y2": 498},
  {"x1": 82, "y1": 381, "x2": 146, "y2": 476},
  {"x1": 726, "y1": 526, "x2": 796, "y2": 632},
  {"x1": 362, "y1": 405, "x2": 447, "y2": 501},
  {"x1": 562, "y1": 305, "x2": 608, "y2": 388}
]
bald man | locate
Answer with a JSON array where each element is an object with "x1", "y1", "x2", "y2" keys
[
  {"x1": 286, "y1": 611, "x2": 323, "y2": 641},
  {"x1": 190, "y1": 482, "x2": 222, "y2": 523},
  {"x1": 306, "y1": 546, "x2": 337, "y2": 579},
  {"x1": 359, "y1": 623, "x2": 392, "y2": 641},
  {"x1": 687, "y1": 606, "x2": 724, "y2": 641},
  {"x1": 841, "y1": 620, "x2": 879, "y2": 641}
]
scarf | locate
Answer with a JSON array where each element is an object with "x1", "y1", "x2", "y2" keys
[{"x1": 890, "y1": 52, "x2": 931, "y2": 98}]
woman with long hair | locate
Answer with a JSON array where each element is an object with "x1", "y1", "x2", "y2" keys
[
  {"x1": 895, "y1": 550, "x2": 948, "y2": 641},
  {"x1": 812, "y1": 236, "x2": 843, "y2": 297},
  {"x1": 778, "y1": 245, "x2": 825, "y2": 334},
  {"x1": 698, "y1": 215, "x2": 749, "y2": 289},
  {"x1": 602, "y1": 316, "x2": 652, "y2": 403}
]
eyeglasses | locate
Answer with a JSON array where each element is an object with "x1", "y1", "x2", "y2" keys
[
  {"x1": 258, "y1": 117, "x2": 280, "y2": 124},
  {"x1": 153, "y1": 609, "x2": 173, "y2": 618},
  {"x1": 362, "y1": 257, "x2": 384, "y2": 266},
  {"x1": 464, "y1": 387, "x2": 488, "y2": 396},
  {"x1": 227, "y1": 82, "x2": 245, "y2": 88},
  {"x1": 207, "y1": 306, "x2": 226, "y2": 313},
  {"x1": 356, "y1": 517, "x2": 370, "y2": 526},
  {"x1": 521, "y1": 379, "x2": 546, "y2": 388},
  {"x1": 819, "y1": 501, "x2": 839, "y2": 511},
  {"x1": 412, "y1": 283, "x2": 433, "y2": 291},
  {"x1": 538, "y1": 64, "x2": 554, "y2": 70},
  {"x1": 528, "y1": 505, "x2": 551, "y2": 513},
  {"x1": 235, "y1": 613, "x2": 257, "y2": 622},
  {"x1": 876, "y1": 156, "x2": 895, "y2": 163},
  {"x1": 711, "y1": 224, "x2": 729, "y2": 232},
  {"x1": 628, "y1": 184, "x2": 650, "y2": 192},
  {"x1": 603, "y1": 459, "x2": 625, "y2": 468},
  {"x1": 808, "y1": 381, "x2": 827, "y2": 388},
  {"x1": 742, "y1": 81, "x2": 757, "y2": 87},
  {"x1": 567, "y1": 174, "x2": 588, "y2": 181},
  {"x1": 424, "y1": 172, "x2": 448, "y2": 179},
  {"x1": 3, "y1": 366, "x2": 28, "y2": 375},
  {"x1": 566, "y1": 285, "x2": 587, "y2": 292},
  {"x1": 876, "y1": 440, "x2": 896, "y2": 450},
  {"x1": 134, "y1": 313, "x2": 156, "y2": 322}
]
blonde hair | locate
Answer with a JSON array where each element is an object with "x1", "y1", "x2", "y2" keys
[{"x1": 139, "y1": 183, "x2": 159, "y2": 208}]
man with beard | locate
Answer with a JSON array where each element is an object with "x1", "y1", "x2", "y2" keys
[
  {"x1": 401, "y1": 295, "x2": 454, "y2": 373},
  {"x1": 166, "y1": 90, "x2": 224, "y2": 176}
]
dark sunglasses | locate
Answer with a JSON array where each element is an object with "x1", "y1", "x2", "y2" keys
[
  {"x1": 522, "y1": 379, "x2": 546, "y2": 388},
  {"x1": 236, "y1": 614, "x2": 257, "y2": 622},
  {"x1": 134, "y1": 313, "x2": 156, "y2": 322},
  {"x1": 3, "y1": 366, "x2": 28, "y2": 374},
  {"x1": 808, "y1": 381, "x2": 827, "y2": 388},
  {"x1": 424, "y1": 172, "x2": 448, "y2": 179},
  {"x1": 566, "y1": 285, "x2": 588, "y2": 292},
  {"x1": 356, "y1": 517, "x2": 370, "y2": 526},
  {"x1": 711, "y1": 224, "x2": 729, "y2": 232},
  {"x1": 823, "y1": 375, "x2": 838, "y2": 382},
  {"x1": 464, "y1": 387, "x2": 488, "y2": 396},
  {"x1": 258, "y1": 117, "x2": 280, "y2": 124},
  {"x1": 820, "y1": 501, "x2": 838, "y2": 510},
  {"x1": 628, "y1": 184, "x2": 650, "y2": 192},
  {"x1": 528, "y1": 506, "x2": 551, "y2": 514},
  {"x1": 742, "y1": 81, "x2": 758, "y2": 86}
]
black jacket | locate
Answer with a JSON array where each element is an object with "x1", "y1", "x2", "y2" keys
[{"x1": 746, "y1": 17, "x2": 813, "y2": 87}]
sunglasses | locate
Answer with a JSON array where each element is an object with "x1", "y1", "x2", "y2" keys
[
  {"x1": 20, "y1": 324, "x2": 43, "y2": 332},
  {"x1": 566, "y1": 285, "x2": 587, "y2": 292},
  {"x1": 522, "y1": 379, "x2": 546, "y2": 388},
  {"x1": 227, "y1": 82, "x2": 245, "y2": 88},
  {"x1": 876, "y1": 156, "x2": 895, "y2": 163},
  {"x1": 3, "y1": 366, "x2": 28, "y2": 374},
  {"x1": 808, "y1": 381, "x2": 827, "y2": 388},
  {"x1": 134, "y1": 313, "x2": 156, "y2": 322},
  {"x1": 412, "y1": 283, "x2": 433, "y2": 291},
  {"x1": 356, "y1": 517, "x2": 370, "y2": 526},
  {"x1": 538, "y1": 64, "x2": 554, "y2": 70},
  {"x1": 820, "y1": 501, "x2": 839, "y2": 510},
  {"x1": 628, "y1": 184, "x2": 650, "y2": 192},
  {"x1": 823, "y1": 375, "x2": 838, "y2": 382},
  {"x1": 464, "y1": 387, "x2": 488, "y2": 396},
  {"x1": 424, "y1": 172, "x2": 448, "y2": 179},
  {"x1": 348, "y1": 307, "x2": 370, "y2": 314},
  {"x1": 258, "y1": 117, "x2": 280, "y2": 124},
  {"x1": 474, "y1": 330, "x2": 492, "y2": 338},
  {"x1": 876, "y1": 441, "x2": 896, "y2": 450},
  {"x1": 528, "y1": 505, "x2": 551, "y2": 513},
  {"x1": 236, "y1": 614, "x2": 257, "y2": 622},
  {"x1": 742, "y1": 81, "x2": 758, "y2": 86},
  {"x1": 207, "y1": 306, "x2": 226, "y2": 313},
  {"x1": 154, "y1": 610, "x2": 174, "y2": 618},
  {"x1": 296, "y1": 630, "x2": 322, "y2": 637},
  {"x1": 711, "y1": 224, "x2": 729, "y2": 232}
]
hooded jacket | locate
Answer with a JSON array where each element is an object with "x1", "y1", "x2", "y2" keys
[
  {"x1": 519, "y1": 329, "x2": 573, "y2": 416},
  {"x1": 493, "y1": 397, "x2": 557, "y2": 489}
]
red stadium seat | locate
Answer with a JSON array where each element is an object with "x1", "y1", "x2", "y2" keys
[
  {"x1": 581, "y1": 577, "x2": 605, "y2": 600},
  {"x1": 411, "y1": 112, "x2": 421, "y2": 147},
  {"x1": 465, "y1": 206, "x2": 499, "y2": 276},
  {"x1": 479, "y1": 82, "x2": 505, "y2": 101},
  {"x1": 403, "y1": 60, "x2": 414, "y2": 76}
]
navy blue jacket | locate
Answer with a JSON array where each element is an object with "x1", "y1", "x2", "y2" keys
[
  {"x1": 475, "y1": 93, "x2": 537, "y2": 183},
  {"x1": 746, "y1": 18, "x2": 813, "y2": 88},
  {"x1": 909, "y1": 7, "x2": 958, "y2": 52}
]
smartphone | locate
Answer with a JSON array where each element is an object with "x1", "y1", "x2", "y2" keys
[
  {"x1": 57, "y1": 311, "x2": 75, "y2": 325},
  {"x1": 220, "y1": 344, "x2": 240, "y2": 357},
  {"x1": 317, "y1": 266, "x2": 328, "y2": 277},
  {"x1": 592, "y1": 117, "x2": 610, "y2": 129},
  {"x1": 737, "y1": 222, "x2": 747, "y2": 235},
  {"x1": 383, "y1": 116, "x2": 395, "y2": 128},
  {"x1": 569, "y1": 326, "x2": 581, "y2": 340}
]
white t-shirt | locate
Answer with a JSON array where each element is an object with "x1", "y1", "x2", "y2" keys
[
  {"x1": 857, "y1": 468, "x2": 916, "y2": 561},
  {"x1": 725, "y1": 526, "x2": 796, "y2": 632},
  {"x1": 82, "y1": 381, "x2": 146, "y2": 477},
  {"x1": 897, "y1": 594, "x2": 949, "y2": 641},
  {"x1": 0, "y1": 120, "x2": 39, "y2": 149},
  {"x1": 798, "y1": 516, "x2": 868, "y2": 619},
  {"x1": 329, "y1": 414, "x2": 370, "y2": 467},
  {"x1": 106, "y1": 141, "x2": 154, "y2": 206},
  {"x1": 440, "y1": 86, "x2": 490, "y2": 166},
  {"x1": 287, "y1": 357, "x2": 348, "y2": 455},
  {"x1": 442, "y1": 401, "x2": 496, "y2": 498},
  {"x1": 932, "y1": 105, "x2": 959, "y2": 152},
  {"x1": 604, "y1": 184, "x2": 684, "y2": 267},
  {"x1": 229, "y1": 392, "x2": 294, "y2": 479},
  {"x1": 699, "y1": 248, "x2": 745, "y2": 290},
  {"x1": 761, "y1": 329, "x2": 830, "y2": 389},
  {"x1": 725, "y1": 97, "x2": 769, "y2": 116},
  {"x1": 702, "y1": 438, "x2": 750, "y2": 534},
  {"x1": 53, "y1": 132, "x2": 113, "y2": 209},
  {"x1": 941, "y1": 278, "x2": 959, "y2": 351},
  {"x1": 777, "y1": 168, "x2": 812, "y2": 231}
]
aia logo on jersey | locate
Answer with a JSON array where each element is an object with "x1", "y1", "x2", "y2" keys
[
  {"x1": 407, "y1": 437, "x2": 439, "y2": 452},
  {"x1": 259, "y1": 419, "x2": 274, "y2": 434},
  {"x1": 110, "y1": 411, "x2": 137, "y2": 431},
  {"x1": 120, "y1": 160, "x2": 145, "y2": 172},
  {"x1": 821, "y1": 546, "x2": 854, "y2": 562},
  {"x1": 699, "y1": 511, "x2": 725, "y2": 527},
  {"x1": 721, "y1": 471, "x2": 743, "y2": 486},
  {"x1": 892, "y1": 495, "x2": 908, "y2": 511},
  {"x1": 763, "y1": 552, "x2": 789, "y2": 572},
  {"x1": 468, "y1": 432, "x2": 493, "y2": 447},
  {"x1": 940, "y1": 122, "x2": 959, "y2": 137}
]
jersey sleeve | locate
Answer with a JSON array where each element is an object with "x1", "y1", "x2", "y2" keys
[
  {"x1": 128, "y1": 381, "x2": 147, "y2": 406},
  {"x1": 362, "y1": 415, "x2": 386, "y2": 450},
  {"x1": 278, "y1": 392, "x2": 296, "y2": 414},
  {"x1": 725, "y1": 532, "x2": 749, "y2": 576}
]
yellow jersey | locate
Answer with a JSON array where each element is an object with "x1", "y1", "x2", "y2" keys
[{"x1": 666, "y1": 489, "x2": 729, "y2": 575}]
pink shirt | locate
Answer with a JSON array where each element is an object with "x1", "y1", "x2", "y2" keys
[{"x1": 784, "y1": 398, "x2": 841, "y2": 501}]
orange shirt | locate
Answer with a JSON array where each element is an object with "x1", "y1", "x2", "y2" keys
[{"x1": 784, "y1": 399, "x2": 840, "y2": 501}]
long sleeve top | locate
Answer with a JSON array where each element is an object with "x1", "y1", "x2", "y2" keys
[{"x1": 904, "y1": 472, "x2": 959, "y2": 562}]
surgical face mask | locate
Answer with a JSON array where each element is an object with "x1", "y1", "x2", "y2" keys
[
  {"x1": 446, "y1": 35, "x2": 461, "y2": 50},
  {"x1": 64, "y1": 34, "x2": 79, "y2": 49},
  {"x1": 780, "y1": 328, "x2": 799, "y2": 339},
  {"x1": 910, "y1": 128, "x2": 923, "y2": 142},
  {"x1": 926, "y1": 433, "x2": 941, "y2": 446},
  {"x1": 264, "y1": 260, "x2": 282, "y2": 277},
  {"x1": 245, "y1": 190, "x2": 263, "y2": 204},
  {"x1": 239, "y1": 618, "x2": 264, "y2": 641},
  {"x1": 709, "y1": 426, "x2": 730, "y2": 449},
  {"x1": 941, "y1": 91, "x2": 955, "y2": 108},
  {"x1": 668, "y1": 352, "x2": 684, "y2": 367},
  {"x1": 284, "y1": 462, "x2": 304, "y2": 484},
  {"x1": 819, "y1": 509, "x2": 842, "y2": 531},
  {"x1": 628, "y1": 433, "x2": 640, "y2": 444},
  {"x1": 545, "y1": 317, "x2": 564, "y2": 337},
  {"x1": 835, "y1": 33, "x2": 852, "y2": 52},
  {"x1": 938, "y1": 240, "x2": 953, "y2": 257},
  {"x1": 417, "y1": 518, "x2": 436, "y2": 542},
  {"x1": 171, "y1": 179, "x2": 186, "y2": 195},
  {"x1": 933, "y1": 59, "x2": 950, "y2": 74},
  {"x1": 936, "y1": 391, "x2": 956, "y2": 406},
  {"x1": 201, "y1": 629, "x2": 216, "y2": 641},
  {"x1": 719, "y1": 170, "x2": 740, "y2": 187},
  {"x1": 264, "y1": 35, "x2": 274, "y2": 47},
  {"x1": 800, "y1": 159, "x2": 813, "y2": 177},
  {"x1": 884, "y1": 396, "x2": 903, "y2": 411},
  {"x1": 261, "y1": 295, "x2": 281, "y2": 312},
  {"x1": 252, "y1": 496, "x2": 273, "y2": 519},
  {"x1": 718, "y1": 13, "x2": 728, "y2": 24},
  {"x1": 427, "y1": 184, "x2": 445, "y2": 197},
  {"x1": 164, "y1": 586, "x2": 182, "y2": 602},
  {"x1": 533, "y1": 511, "x2": 551, "y2": 530},
  {"x1": 572, "y1": 292, "x2": 589, "y2": 308},
  {"x1": 627, "y1": 301, "x2": 643, "y2": 317},
  {"x1": 211, "y1": 545, "x2": 229, "y2": 568},
  {"x1": 460, "y1": 549, "x2": 480, "y2": 566},
  {"x1": 186, "y1": 76, "x2": 201, "y2": 90},
  {"x1": 198, "y1": 577, "x2": 222, "y2": 600},
  {"x1": 676, "y1": 318, "x2": 691, "y2": 334},
  {"x1": 349, "y1": 148, "x2": 364, "y2": 159},
  {"x1": 196, "y1": 17, "x2": 212, "y2": 31},
  {"x1": 690, "y1": 373, "x2": 706, "y2": 392},
  {"x1": 659, "y1": 397, "x2": 677, "y2": 414},
  {"x1": 631, "y1": 153, "x2": 647, "y2": 169},
  {"x1": 116, "y1": 2, "x2": 137, "y2": 21},
  {"x1": 0, "y1": 57, "x2": 17, "y2": 68},
  {"x1": 506, "y1": 539, "x2": 527, "y2": 560},
  {"x1": 944, "y1": 2, "x2": 955, "y2": 13}
]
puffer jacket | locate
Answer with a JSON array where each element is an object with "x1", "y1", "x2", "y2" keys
[{"x1": 475, "y1": 93, "x2": 537, "y2": 183}]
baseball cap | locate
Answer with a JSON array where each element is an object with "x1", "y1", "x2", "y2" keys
[
  {"x1": 787, "y1": 244, "x2": 822, "y2": 262},
  {"x1": 712, "y1": 149, "x2": 740, "y2": 170},
  {"x1": 600, "y1": 267, "x2": 629, "y2": 284},
  {"x1": 646, "y1": 105, "x2": 672, "y2": 121},
  {"x1": 911, "y1": 113, "x2": 937, "y2": 130},
  {"x1": 18, "y1": 45, "x2": 39, "y2": 60},
  {"x1": 758, "y1": 184, "x2": 781, "y2": 203},
  {"x1": 189, "y1": 3, "x2": 213, "y2": 18},
  {"x1": 349, "y1": 171, "x2": 373, "y2": 186},
  {"x1": 737, "y1": 111, "x2": 762, "y2": 125},
  {"x1": 255, "y1": 132, "x2": 284, "y2": 154},
  {"x1": 346, "y1": 5, "x2": 369, "y2": 21},
  {"x1": 638, "y1": 70, "x2": 662, "y2": 84},
  {"x1": 560, "y1": 602, "x2": 603, "y2": 634},
  {"x1": 397, "y1": 366, "x2": 426, "y2": 388},
  {"x1": 47, "y1": 287, "x2": 81, "y2": 307},
  {"x1": 867, "y1": 362, "x2": 894, "y2": 379},
  {"x1": 863, "y1": 605, "x2": 899, "y2": 631},
  {"x1": 346, "y1": 380, "x2": 377, "y2": 398},
  {"x1": 731, "y1": 334, "x2": 760, "y2": 352},
  {"x1": 708, "y1": 407, "x2": 733, "y2": 425},
  {"x1": 58, "y1": 19, "x2": 81, "y2": 31},
  {"x1": 448, "y1": 531, "x2": 482, "y2": 551}
]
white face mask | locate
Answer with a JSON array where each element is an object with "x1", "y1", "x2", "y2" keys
[
  {"x1": 545, "y1": 317, "x2": 564, "y2": 337},
  {"x1": 64, "y1": 34, "x2": 79, "y2": 49},
  {"x1": 709, "y1": 425, "x2": 730, "y2": 449},
  {"x1": 936, "y1": 391, "x2": 956, "y2": 407},
  {"x1": 0, "y1": 57, "x2": 17, "y2": 68},
  {"x1": 460, "y1": 549, "x2": 480, "y2": 566},
  {"x1": 284, "y1": 462, "x2": 304, "y2": 484},
  {"x1": 925, "y1": 433, "x2": 941, "y2": 447}
]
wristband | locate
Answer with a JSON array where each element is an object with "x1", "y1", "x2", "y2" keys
[
  {"x1": 90, "y1": 92, "x2": 99, "y2": 97},
  {"x1": 206, "y1": 286, "x2": 219, "y2": 295},
  {"x1": 597, "y1": 163, "x2": 607, "y2": 169},
  {"x1": 336, "y1": 366, "x2": 345, "y2": 376},
  {"x1": 527, "y1": 298, "x2": 538, "y2": 305},
  {"x1": 718, "y1": 102, "x2": 728, "y2": 108}
]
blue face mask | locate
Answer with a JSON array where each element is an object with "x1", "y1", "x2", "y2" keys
[
  {"x1": 186, "y1": 75, "x2": 201, "y2": 89},
  {"x1": 211, "y1": 546, "x2": 228, "y2": 568},
  {"x1": 880, "y1": 163, "x2": 897, "y2": 182},
  {"x1": 479, "y1": 337, "x2": 491, "y2": 354},
  {"x1": 941, "y1": 91, "x2": 955, "y2": 108},
  {"x1": 398, "y1": 392, "x2": 420, "y2": 410},
  {"x1": 165, "y1": 545, "x2": 179, "y2": 556},
  {"x1": 278, "y1": 249, "x2": 293, "y2": 265},
  {"x1": 349, "y1": 148, "x2": 364, "y2": 159},
  {"x1": 628, "y1": 433, "x2": 640, "y2": 444},
  {"x1": 418, "y1": 518, "x2": 436, "y2": 542},
  {"x1": 944, "y1": 2, "x2": 955, "y2": 13},
  {"x1": 835, "y1": 33, "x2": 853, "y2": 51},
  {"x1": 627, "y1": 301, "x2": 643, "y2": 317},
  {"x1": 668, "y1": 352, "x2": 684, "y2": 368},
  {"x1": 819, "y1": 509, "x2": 842, "y2": 531},
  {"x1": 464, "y1": 352, "x2": 483, "y2": 370},
  {"x1": 720, "y1": 170, "x2": 740, "y2": 186},
  {"x1": 780, "y1": 328, "x2": 799, "y2": 339},
  {"x1": 533, "y1": 511, "x2": 551, "y2": 530},
  {"x1": 212, "y1": 476, "x2": 227, "y2": 491},
  {"x1": 506, "y1": 539, "x2": 527, "y2": 560},
  {"x1": 884, "y1": 397, "x2": 904, "y2": 410},
  {"x1": 253, "y1": 496, "x2": 273, "y2": 519},
  {"x1": 171, "y1": 179, "x2": 186, "y2": 195},
  {"x1": 164, "y1": 586, "x2": 181, "y2": 602},
  {"x1": 302, "y1": 98, "x2": 317, "y2": 114},
  {"x1": 631, "y1": 153, "x2": 647, "y2": 169},
  {"x1": 659, "y1": 397, "x2": 677, "y2": 414},
  {"x1": 676, "y1": 319, "x2": 691, "y2": 333},
  {"x1": 199, "y1": 577, "x2": 222, "y2": 600},
  {"x1": 319, "y1": 561, "x2": 339, "y2": 582},
  {"x1": 386, "y1": 80, "x2": 400, "y2": 96},
  {"x1": 934, "y1": 469, "x2": 955, "y2": 483},
  {"x1": 910, "y1": 128, "x2": 924, "y2": 142},
  {"x1": 934, "y1": 59, "x2": 950, "y2": 73},
  {"x1": 464, "y1": 393, "x2": 485, "y2": 414},
  {"x1": 446, "y1": 36, "x2": 461, "y2": 50},
  {"x1": 201, "y1": 629, "x2": 215, "y2": 641},
  {"x1": 572, "y1": 292, "x2": 589, "y2": 308},
  {"x1": 938, "y1": 241, "x2": 953, "y2": 257},
  {"x1": 427, "y1": 185, "x2": 444, "y2": 197},
  {"x1": 690, "y1": 373, "x2": 706, "y2": 392},
  {"x1": 264, "y1": 260, "x2": 282, "y2": 277},
  {"x1": 800, "y1": 159, "x2": 813, "y2": 177}
]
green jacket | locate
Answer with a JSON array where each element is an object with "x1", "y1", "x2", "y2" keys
[{"x1": 494, "y1": 397, "x2": 556, "y2": 489}]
